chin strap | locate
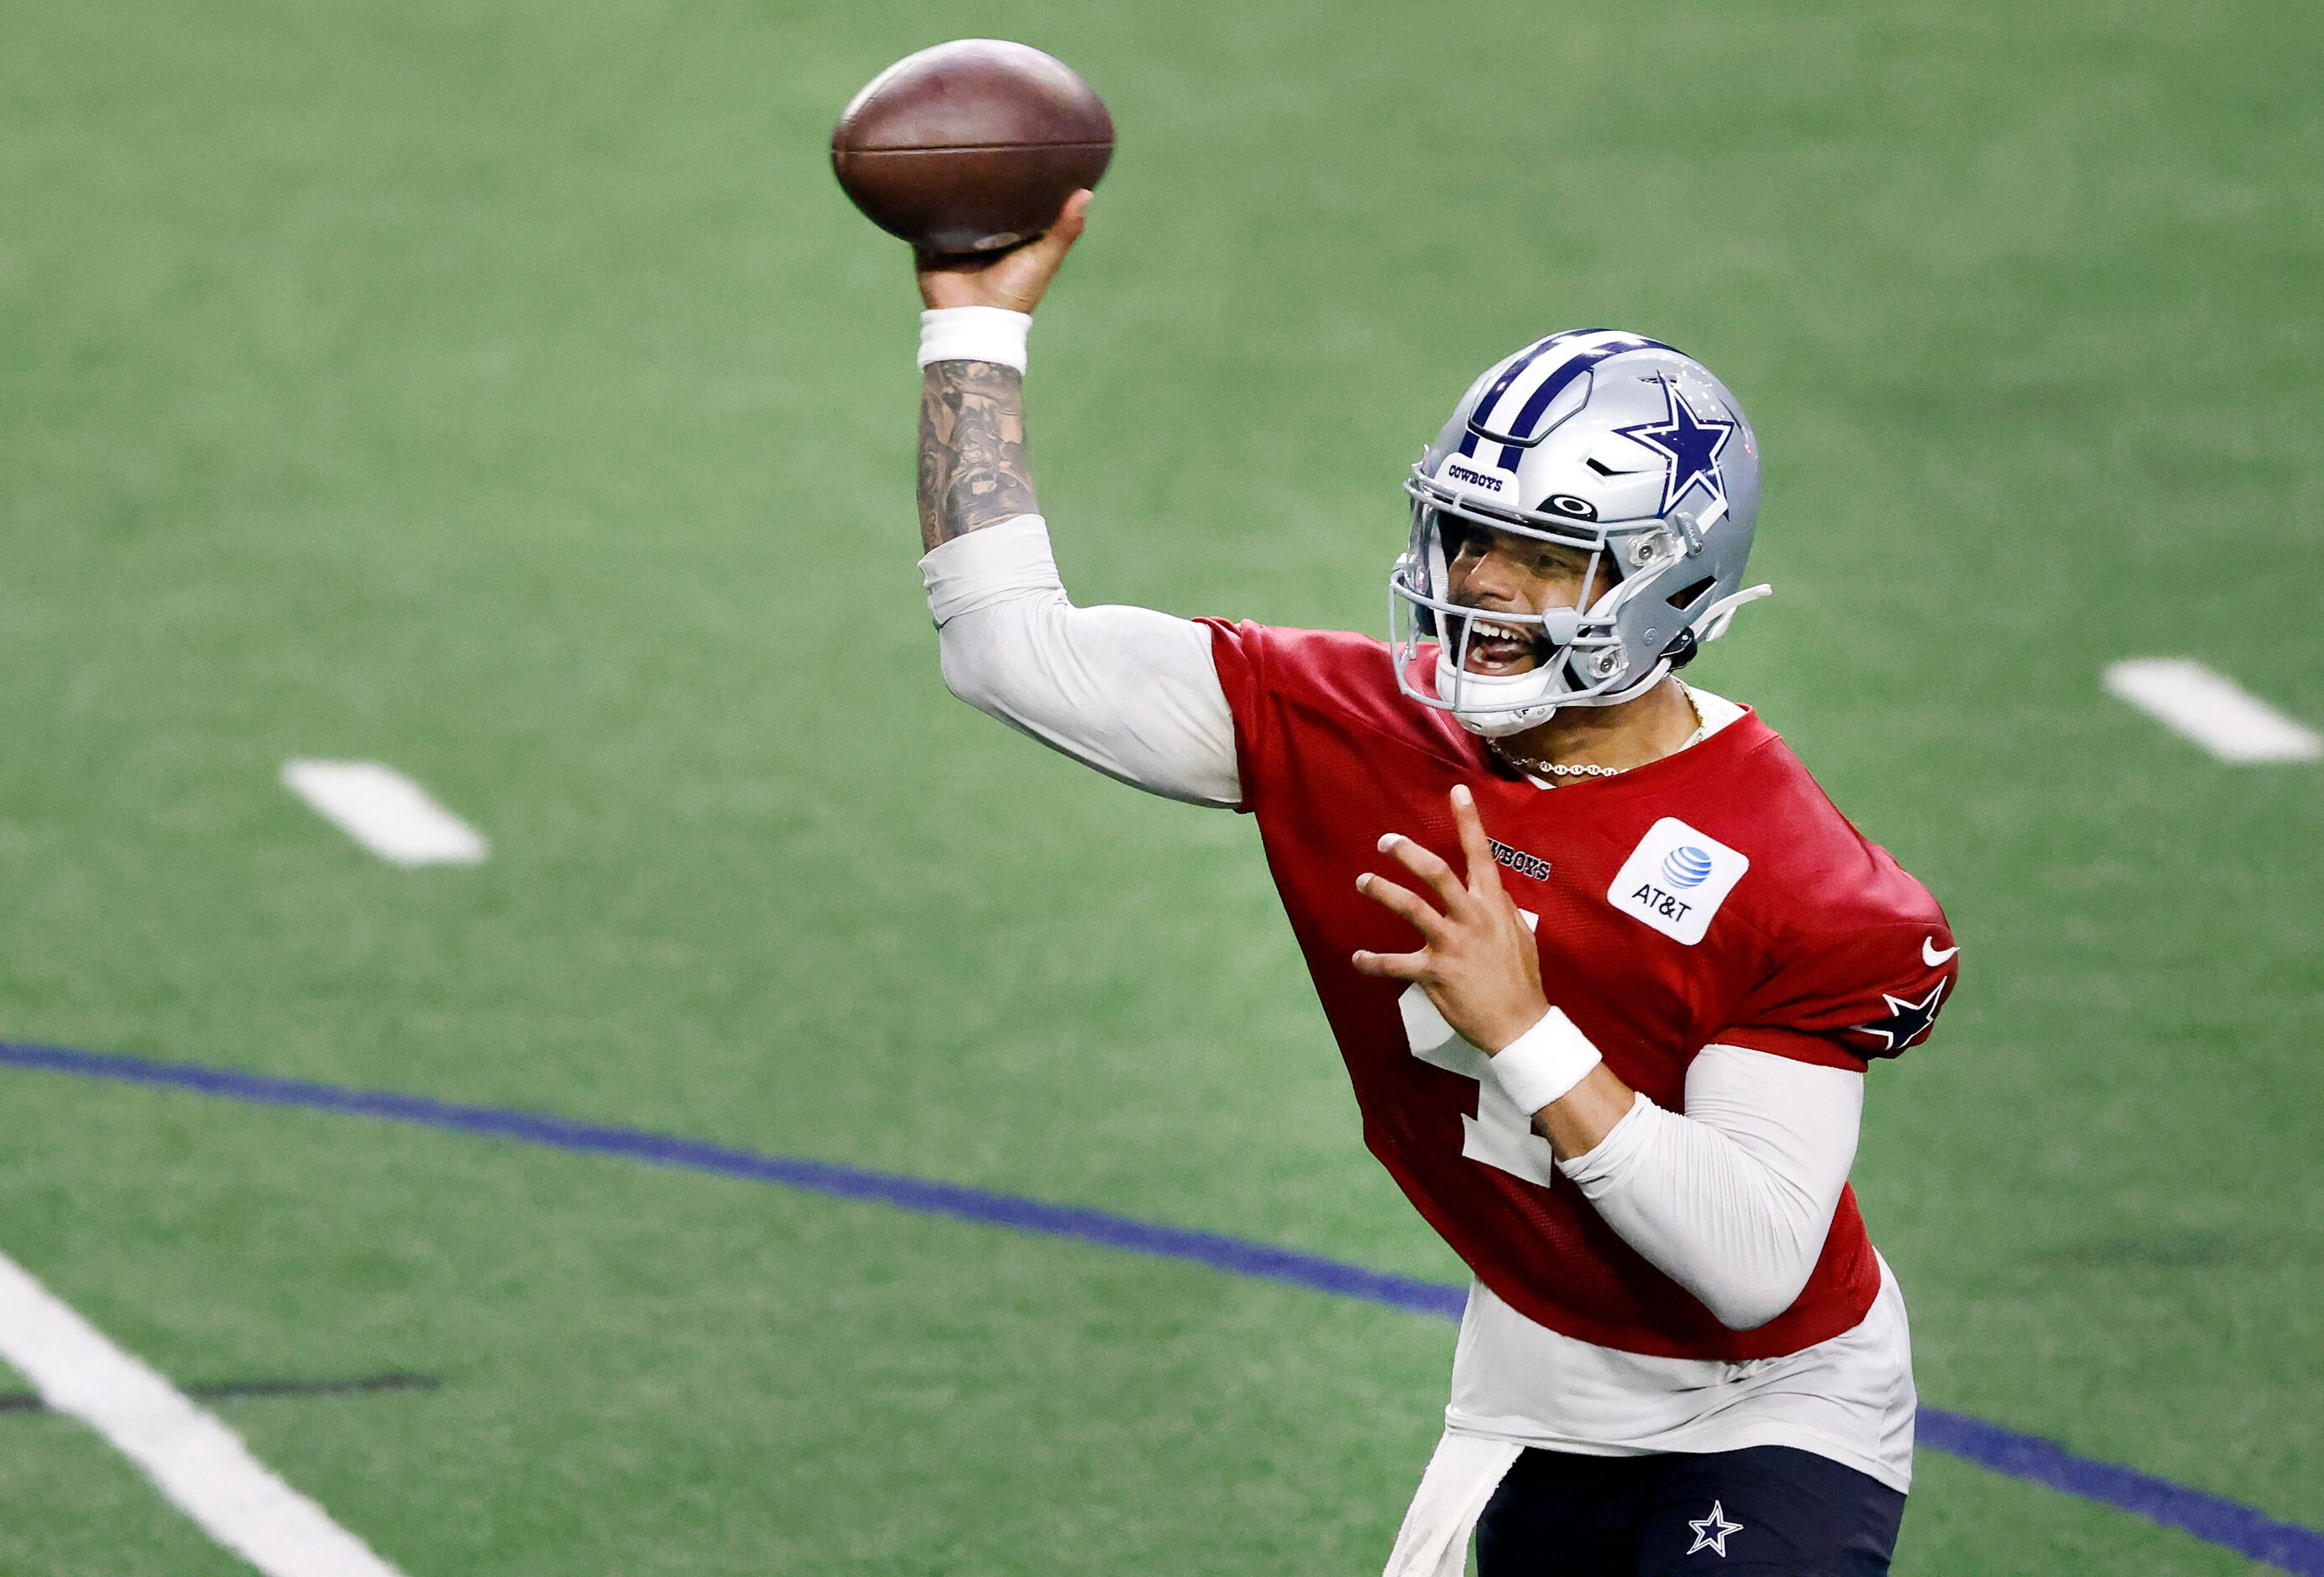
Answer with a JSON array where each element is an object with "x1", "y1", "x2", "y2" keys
[
  {"x1": 1449, "y1": 693, "x2": 1562, "y2": 738},
  {"x1": 1434, "y1": 584, "x2": 1768, "y2": 738},
  {"x1": 1697, "y1": 583, "x2": 1772, "y2": 643}
]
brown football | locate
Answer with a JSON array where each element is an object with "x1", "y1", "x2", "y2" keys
[{"x1": 831, "y1": 39, "x2": 1113, "y2": 256}]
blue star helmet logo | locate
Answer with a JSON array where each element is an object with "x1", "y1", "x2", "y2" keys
[
  {"x1": 1615, "y1": 375, "x2": 1737, "y2": 516},
  {"x1": 1850, "y1": 980, "x2": 1947, "y2": 1052}
]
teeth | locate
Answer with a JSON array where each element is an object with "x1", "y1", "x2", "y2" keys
[{"x1": 1469, "y1": 619, "x2": 1529, "y2": 644}]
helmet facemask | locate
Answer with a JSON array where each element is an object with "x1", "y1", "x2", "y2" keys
[{"x1": 1390, "y1": 476, "x2": 1706, "y2": 736}]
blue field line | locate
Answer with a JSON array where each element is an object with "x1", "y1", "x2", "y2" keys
[{"x1": 3, "y1": 1039, "x2": 2317, "y2": 1574}]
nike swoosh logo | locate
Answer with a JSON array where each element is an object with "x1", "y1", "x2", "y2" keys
[{"x1": 1924, "y1": 937, "x2": 1960, "y2": 967}]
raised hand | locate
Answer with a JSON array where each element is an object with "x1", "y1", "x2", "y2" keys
[
  {"x1": 1352, "y1": 785, "x2": 1551, "y2": 1054},
  {"x1": 916, "y1": 189, "x2": 1092, "y2": 314}
]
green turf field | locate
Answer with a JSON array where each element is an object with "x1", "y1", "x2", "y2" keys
[{"x1": 2, "y1": 0, "x2": 2319, "y2": 1571}]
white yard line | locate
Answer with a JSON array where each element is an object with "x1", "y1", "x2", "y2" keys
[
  {"x1": 2103, "y1": 659, "x2": 2323, "y2": 764},
  {"x1": 0, "y1": 1250, "x2": 407, "y2": 1577},
  {"x1": 282, "y1": 760, "x2": 488, "y2": 866}
]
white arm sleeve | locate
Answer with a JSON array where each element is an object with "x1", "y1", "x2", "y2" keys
[
  {"x1": 919, "y1": 515, "x2": 1243, "y2": 809},
  {"x1": 1552, "y1": 1044, "x2": 1863, "y2": 1332}
]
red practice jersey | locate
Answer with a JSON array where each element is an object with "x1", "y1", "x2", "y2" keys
[{"x1": 1203, "y1": 621, "x2": 1959, "y2": 1362}]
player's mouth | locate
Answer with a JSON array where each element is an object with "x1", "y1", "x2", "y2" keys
[{"x1": 1456, "y1": 615, "x2": 1545, "y2": 675}]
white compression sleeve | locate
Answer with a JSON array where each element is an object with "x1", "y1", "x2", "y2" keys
[
  {"x1": 920, "y1": 516, "x2": 1243, "y2": 808},
  {"x1": 1555, "y1": 1044, "x2": 1864, "y2": 1331}
]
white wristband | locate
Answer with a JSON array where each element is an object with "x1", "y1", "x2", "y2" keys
[
  {"x1": 1488, "y1": 1008, "x2": 1604, "y2": 1116},
  {"x1": 918, "y1": 306, "x2": 1032, "y2": 372}
]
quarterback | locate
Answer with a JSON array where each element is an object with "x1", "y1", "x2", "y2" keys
[{"x1": 906, "y1": 192, "x2": 1957, "y2": 1576}]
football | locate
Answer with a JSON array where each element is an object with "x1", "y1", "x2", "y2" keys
[{"x1": 830, "y1": 39, "x2": 1113, "y2": 256}]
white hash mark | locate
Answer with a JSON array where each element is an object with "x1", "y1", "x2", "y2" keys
[
  {"x1": 283, "y1": 760, "x2": 489, "y2": 866},
  {"x1": 0, "y1": 1248, "x2": 408, "y2": 1576},
  {"x1": 2103, "y1": 660, "x2": 2321, "y2": 764}
]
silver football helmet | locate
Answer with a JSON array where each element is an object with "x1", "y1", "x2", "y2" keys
[{"x1": 1390, "y1": 329, "x2": 1772, "y2": 736}]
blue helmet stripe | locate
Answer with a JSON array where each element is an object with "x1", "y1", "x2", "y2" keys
[
  {"x1": 1464, "y1": 330, "x2": 1589, "y2": 441},
  {"x1": 1455, "y1": 329, "x2": 1684, "y2": 474},
  {"x1": 1474, "y1": 333, "x2": 1677, "y2": 458},
  {"x1": 1492, "y1": 336, "x2": 1663, "y2": 468},
  {"x1": 1499, "y1": 333, "x2": 1672, "y2": 439}
]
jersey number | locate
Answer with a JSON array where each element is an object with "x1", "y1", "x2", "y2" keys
[{"x1": 1398, "y1": 909, "x2": 1557, "y2": 1188}]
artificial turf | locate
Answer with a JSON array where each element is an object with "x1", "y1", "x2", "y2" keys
[{"x1": 1, "y1": 0, "x2": 2317, "y2": 1569}]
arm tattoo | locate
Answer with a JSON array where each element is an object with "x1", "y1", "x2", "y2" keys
[{"x1": 918, "y1": 359, "x2": 1039, "y2": 551}]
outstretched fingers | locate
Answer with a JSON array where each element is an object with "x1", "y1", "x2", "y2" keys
[
  {"x1": 1355, "y1": 871, "x2": 1447, "y2": 943},
  {"x1": 1380, "y1": 831, "x2": 1470, "y2": 917},
  {"x1": 1449, "y1": 784, "x2": 1505, "y2": 901},
  {"x1": 1356, "y1": 794, "x2": 1515, "y2": 985},
  {"x1": 1351, "y1": 947, "x2": 1430, "y2": 982}
]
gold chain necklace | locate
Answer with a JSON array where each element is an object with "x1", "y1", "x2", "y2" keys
[{"x1": 1490, "y1": 685, "x2": 1708, "y2": 782}]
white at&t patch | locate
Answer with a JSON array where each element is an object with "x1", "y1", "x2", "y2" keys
[{"x1": 1606, "y1": 818, "x2": 1748, "y2": 945}]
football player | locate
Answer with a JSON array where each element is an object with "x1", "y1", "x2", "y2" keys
[{"x1": 904, "y1": 191, "x2": 1957, "y2": 1576}]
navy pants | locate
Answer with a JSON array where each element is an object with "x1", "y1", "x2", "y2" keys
[{"x1": 1475, "y1": 1444, "x2": 1907, "y2": 1575}]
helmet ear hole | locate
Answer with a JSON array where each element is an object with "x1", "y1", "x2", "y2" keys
[{"x1": 1666, "y1": 576, "x2": 1717, "y2": 611}]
